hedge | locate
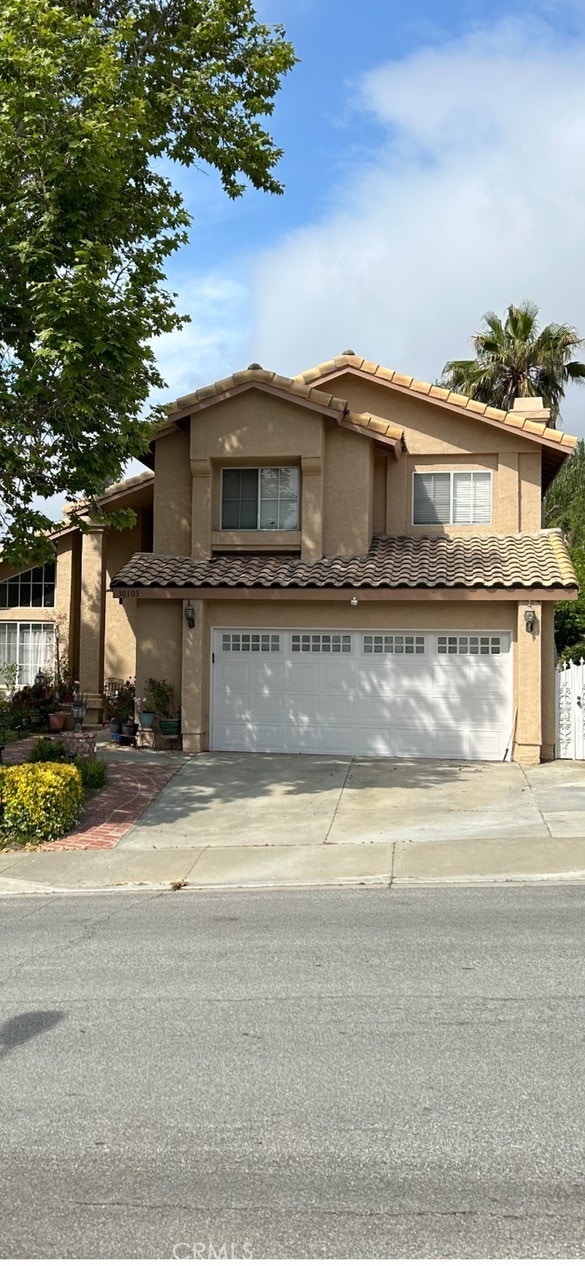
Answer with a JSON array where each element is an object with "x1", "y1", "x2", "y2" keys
[{"x1": 0, "y1": 762, "x2": 83, "y2": 843}]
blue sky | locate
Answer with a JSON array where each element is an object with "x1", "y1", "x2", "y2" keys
[
  {"x1": 150, "y1": 0, "x2": 585, "y2": 443},
  {"x1": 43, "y1": 0, "x2": 585, "y2": 517}
]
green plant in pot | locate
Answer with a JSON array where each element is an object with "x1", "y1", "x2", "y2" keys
[
  {"x1": 139, "y1": 680, "x2": 159, "y2": 729},
  {"x1": 103, "y1": 680, "x2": 135, "y2": 738},
  {"x1": 146, "y1": 678, "x2": 180, "y2": 736}
]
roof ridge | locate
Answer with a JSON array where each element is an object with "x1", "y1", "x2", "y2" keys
[{"x1": 167, "y1": 367, "x2": 350, "y2": 418}]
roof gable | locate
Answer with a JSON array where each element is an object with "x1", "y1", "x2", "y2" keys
[
  {"x1": 296, "y1": 355, "x2": 577, "y2": 454},
  {"x1": 162, "y1": 369, "x2": 404, "y2": 455}
]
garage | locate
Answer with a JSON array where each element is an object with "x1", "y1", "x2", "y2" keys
[{"x1": 210, "y1": 628, "x2": 513, "y2": 761}]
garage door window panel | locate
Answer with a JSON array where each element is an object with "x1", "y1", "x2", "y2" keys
[
  {"x1": 221, "y1": 633, "x2": 280, "y2": 652},
  {"x1": 363, "y1": 634, "x2": 426, "y2": 655},
  {"x1": 413, "y1": 472, "x2": 492, "y2": 525},
  {"x1": 292, "y1": 634, "x2": 352, "y2": 653},
  {"x1": 437, "y1": 635, "x2": 501, "y2": 655}
]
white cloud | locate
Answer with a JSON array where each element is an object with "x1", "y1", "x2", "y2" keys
[
  {"x1": 251, "y1": 13, "x2": 585, "y2": 434},
  {"x1": 151, "y1": 272, "x2": 250, "y2": 404}
]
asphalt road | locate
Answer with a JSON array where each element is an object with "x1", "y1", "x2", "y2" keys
[{"x1": 2, "y1": 886, "x2": 585, "y2": 1259}]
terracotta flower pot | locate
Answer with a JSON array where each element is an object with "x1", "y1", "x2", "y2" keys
[{"x1": 48, "y1": 712, "x2": 66, "y2": 732}]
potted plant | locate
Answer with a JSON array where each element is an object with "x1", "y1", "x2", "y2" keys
[
  {"x1": 55, "y1": 659, "x2": 77, "y2": 730},
  {"x1": 48, "y1": 710, "x2": 67, "y2": 732},
  {"x1": 146, "y1": 678, "x2": 180, "y2": 736},
  {"x1": 13, "y1": 678, "x2": 55, "y2": 731},
  {"x1": 103, "y1": 679, "x2": 135, "y2": 740},
  {"x1": 138, "y1": 680, "x2": 158, "y2": 729}
]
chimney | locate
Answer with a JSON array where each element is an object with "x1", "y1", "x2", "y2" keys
[{"x1": 512, "y1": 397, "x2": 550, "y2": 422}]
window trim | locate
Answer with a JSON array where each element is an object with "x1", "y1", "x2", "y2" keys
[
  {"x1": 220, "y1": 466, "x2": 300, "y2": 532},
  {"x1": 412, "y1": 469, "x2": 493, "y2": 526}
]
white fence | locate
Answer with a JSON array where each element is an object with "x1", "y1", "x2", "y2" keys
[{"x1": 556, "y1": 659, "x2": 585, "y2": 759}]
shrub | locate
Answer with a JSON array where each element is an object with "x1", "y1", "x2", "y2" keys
[
  {"x1": 0, "y1": 762, "x2": 83, "y2": 842},
  {"x1": 27, "y1": 743, "x2": 108, "y2": 794},
  {"x1": 75, "y1": 757, "x2": 108, "y2": 791},
  {"x1": 28, "y1": 737, "x2": 68, "y2": 764},
  {"x1": 143, "y1": 677, "x2": 177, "y2": 718}
]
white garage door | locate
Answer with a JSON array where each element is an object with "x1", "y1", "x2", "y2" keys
[{"x1": 211, "y1": 628, "x2": 513, "y2": 760}]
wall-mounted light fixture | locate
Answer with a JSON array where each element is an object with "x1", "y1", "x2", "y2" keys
[
  {"x1": 184, "y1": 602, "x2": 196, "y2": 629},
  {"x1": 524, "y1": 604, "x2": 536, "y2": 634},
  {"x1": 350, "y1": 596, "x2": 358, "y2": 607}
]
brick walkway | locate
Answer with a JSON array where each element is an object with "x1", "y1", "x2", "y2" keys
[{"x1": 42, "y1": 762, "x2": 179, "y2": 851}]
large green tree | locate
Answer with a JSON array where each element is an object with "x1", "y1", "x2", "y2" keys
[
  {"x1": 0, "y1": 0, "x2": 295, "y2": 563},
  {"x1": 442, "y1": 301, "x2": 585, "y2": 422}
]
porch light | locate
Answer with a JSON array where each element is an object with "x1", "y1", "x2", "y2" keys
[
  {"x1": 524, "y1": 605, "x2": 536, "y2": 634},
  {"x1": 34, "y1": 670, "x2": 47, "y2": 688},
  {"x1": 184, "y1": 602, "x2": 196, "y2": 629}
]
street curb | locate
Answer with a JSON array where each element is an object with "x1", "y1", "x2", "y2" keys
[{"x1": 4, "y1": 871, "x2": 585, "y2": 895}]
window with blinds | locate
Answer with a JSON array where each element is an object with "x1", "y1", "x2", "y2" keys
[{"x1": 413, "y1": 472, "x2": 492, "y2": 525}]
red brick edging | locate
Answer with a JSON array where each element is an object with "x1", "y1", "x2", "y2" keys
[{"x1": 41, "y1": 763, "x2": 177, "y2": 851}]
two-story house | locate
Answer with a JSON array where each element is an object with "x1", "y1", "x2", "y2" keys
[{"x1": 0, "y1": 353, "x2": 578, "y2": 764}]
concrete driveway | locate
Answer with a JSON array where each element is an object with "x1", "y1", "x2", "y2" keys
[{"x1": 119, "y1": 753, "x2": 585, "y2": 850}]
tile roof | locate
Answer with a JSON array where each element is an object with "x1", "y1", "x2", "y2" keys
[
  {"x1": 164, "y1": 369, "x2": 403, "y2": 447},
  {"x1": 64, "y1": 469, "x2": 154, "y2": 516},
  {"x1": 111, "y1": 530, "x2": 577, "y2": 593},
  {"x1": 296, "y1": 354, "x2": 578, "y2": 451}
]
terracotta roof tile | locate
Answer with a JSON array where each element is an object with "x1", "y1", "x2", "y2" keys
[
  {"x1": 111, "y1": 531, "x2": 577, "y2": 593},
  {"x1": 296, "y1": 355, "x2": 577, "y2": 451},
  {"x1": 163, "y1": 368, "x2": 404, "y2": 451}
]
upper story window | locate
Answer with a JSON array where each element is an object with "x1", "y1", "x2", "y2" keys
[
  {"x1": 0, "y1": 562, "x2": 56, "y2": 609},
  {"x1": 221, "y1": 467, "x2": 299, "y2": 530},
  {"x1": 413, "y1": 472, "x2": 492, "y2": 526}
]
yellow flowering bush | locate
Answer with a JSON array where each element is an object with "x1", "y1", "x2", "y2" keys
[{"x1": 0, "y1": 762, "x2": 83, "y2": 843}]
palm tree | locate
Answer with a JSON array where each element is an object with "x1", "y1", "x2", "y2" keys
[{"x1": 442, "y1": 302, "x2": 585, "y2": 423}]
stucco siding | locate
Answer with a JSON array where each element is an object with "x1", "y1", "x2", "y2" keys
[
  {"x1": 322, "y1": 426, "x2": 372, "y2": 556},
  {"x1": 135, "y1": 600, "x2": 183, "y2": 702},
  {"x1": 153, "y1": 429, "x2": 192, "y2": 555},
  {"x1": 104, "y1": 522, "x2": 142, "y2": 683}
]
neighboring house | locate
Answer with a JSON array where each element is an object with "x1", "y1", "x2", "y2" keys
[
  {"x1": 0, "y1": 471, "x2": 153, "y2": 702},
  {"x1": 0, "y1": 353, "x2": 578, "y2": 763}
]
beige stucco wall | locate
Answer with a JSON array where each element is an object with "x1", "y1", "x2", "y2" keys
[
  {"x1": 322, "y1": 371, "x2": 544, "y2": 536},
  {"x1": 540, "y1": 601, "x2": 556, "y2": 761},
  {"x1": 152, "y1": 376, "x2": 551, "y2": 566},
  {"x1": 322, "y1": 426, "x2": 373, "y2": 555},
  {"x1": 153, "y1": 429, "x2": 192, "y2": 555},
  {"x1": 104, "y1": 521, "x2": 142, "y2": 684},
  {"x1": 135, "y1": 599, "x2": 183, "y2": 705}
]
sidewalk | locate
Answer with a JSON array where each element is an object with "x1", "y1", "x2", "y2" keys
[{"x1": 2, "y1": 834, "x2": 585, "y2": 893}]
